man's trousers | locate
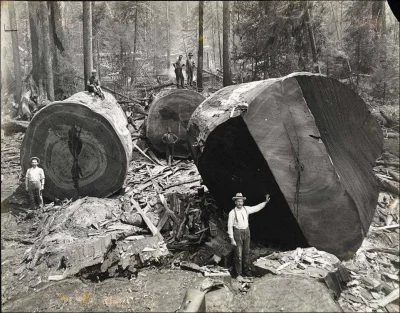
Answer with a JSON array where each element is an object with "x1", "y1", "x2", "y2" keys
[
  {"x1": 233, "y1": 227, "x2": 251, "y2": 276},
  {"x1": 28, "y1": 181, "x2": 43, "y2": 209}
]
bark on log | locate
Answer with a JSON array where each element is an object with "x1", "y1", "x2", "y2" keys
[
  {"x1": 20, "y1": 91, "x2": 132, "y2": 201},
  {"x1": 146, "y1": 90, "x2": 205, "y2": 158},
  {"x1": 187, "y1": 72, "x2": 383, "y2": 260}
]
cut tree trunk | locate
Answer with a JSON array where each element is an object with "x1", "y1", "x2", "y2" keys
[
  {"x1": 146, "y1": 90, "x2": 205, "y2": 158},
  {"x1": 187, "y1": 72, "x2": 383, "y2": 260},
  {"x1": 20, "y1": 91, "x2": 132, "y2": 201}
]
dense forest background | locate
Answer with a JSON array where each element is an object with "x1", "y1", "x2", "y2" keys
[{"x1": 1, "y1": 1, "x2": 399, "y2": 110}]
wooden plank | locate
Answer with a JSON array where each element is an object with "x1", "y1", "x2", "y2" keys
[
  {"x1": 162, "y1": 178, "x2": 201, "y2": 190},
  {"x1": 130, "y1": 197, "x2": 159, "y2": 237},
  {"x1": 378, "y1": 288, "x2": 399, "y2": 307},
  {"x1": 133, "y1": 143, "x2": 157, "y2": 164}
]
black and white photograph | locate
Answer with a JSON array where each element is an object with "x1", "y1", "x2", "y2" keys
[{"x1": 1, "y1": 1, "x2": 399, "y2": 312}]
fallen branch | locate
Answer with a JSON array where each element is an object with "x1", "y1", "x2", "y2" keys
[
  {"x1": 378, "y1": 178, "x2": 400, "y2": 196},
  {"x1": 388, "y1": 170, "x2": 400, "y2": 182},
  {"x1": 158, "y1": 194, "x2": 179, "y2": 224},
  {"x1": 162, "y1": 178, "x2": 202, "y2": 190},
  {"x1": 133, "y1": 143, "x2": 157, "y2": 164},
  {"x1": 130, "y1": 197, "x2": 159, "y2": 237},
  {"x1": 380, "y1": 110, "x2": 399, "y2": 127},
  {"x1": 138, "y1": 82, "x2": 174, "y2": 92},
  {"x1": 371, "y1": 224, "x2": 399, "y2": 231},
  {"x1": 375, "y1": 161, "x2": 400, "y2": 167},
  {"x1": 378, "y1": 288, "x2": 399, "y2": 307},
  {"x1": 365, "y1": 247, "x2": 400, "y2": 256},
  {"x1": 176, "y1": 203, "x2": 191, "y2": 242},
  {"x1": 147, "y1": 150, "x2": 163, "y2": 166},
  {"x1": 385, "y1": 133, "x2": 400, "y2": 139}
]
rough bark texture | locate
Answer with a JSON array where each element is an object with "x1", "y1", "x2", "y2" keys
[
  {"x1": 186, "y1": 72, "x2": 383, "y2": 259},
  {"x1": 28, "y1": 1, "x2": 42, "y2": 93},
  {"x1": 222, "y1": 1, "x2": 232, "y2": 86},
  {"x1": 197, "y1": 1, "x2": 204, "y2": 90},
  {"x1": 146, "y1": 90, "x2": 205, "y2": 158},
  {"x1": 40, "y1": 1, "x2": 54, "y2": 101},
  {"x1": 8, "y1": 1, "x2": 22, "y2": 102},
  {"x1": 21, "y1": 91, "x2": 132, "y2": 201},
  {"x1": 83, "y1": 1, "x2": 93, "y2": 91}
]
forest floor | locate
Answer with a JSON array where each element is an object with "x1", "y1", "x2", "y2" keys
[{"x1": 1, "y1": 85, "x2": 399, "y2": 312}]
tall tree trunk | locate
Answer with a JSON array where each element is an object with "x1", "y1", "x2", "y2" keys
[
  {"x1": 83, "y1": 1, "x2": 93, "y2": 91},
  {"x1": 48, "y1": 1, "x2": 61, "y2": 97},
  {"x1": 166, "y1": 1, "x2": 171, "y2": 70},
  {"x1": 8, "y1": 1, "x2": 22, "y2": 102},
  {"x1": 97, "y1": 36, "x2": 101, "y2": 80},
  {"x1": 211, "y1": 16, "x2": 217, "y2": 70},
  {"x1": 222, "y1": 1, "x2": 232, "y2": 86},
  {"x1": 131, "y1": 6, "x2": 138, "y2": 85},
  {"x1": 40, "y1": 1, "x2": 54, "y2": 100},
  {"x1": 304, "y1": 1, "x2": 320, "y2": 73},
  {"x1": 28, "y1": 2, "x2": 42, "y2": 95},
  {"x1": 197, "y1": 0, "x2": 204, "y2": 90},
  {"x1": 216, "y1": 1, "x2": 222, "y2": 69}
]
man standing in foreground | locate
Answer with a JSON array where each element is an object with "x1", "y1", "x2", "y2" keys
[
  {"x1": 162, "y1": 127, "x2": 179, "y2": 166},
  {"x1": 227, "y1": 192, "x2": 270, "y2": 280},
  {"x1": 25, "y1": 157, "x2": 45, "y2": 210}
]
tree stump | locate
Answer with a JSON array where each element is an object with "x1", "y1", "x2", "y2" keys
[
  {"x1": 21, "y1": 91, "x2": 132, "y2": 201},
  {"x1": 146, "y1": 90, "x2": 205, "y2": 158},
  {"x1": 187, "y1": 72, "x2": 384, "y2": 259}
]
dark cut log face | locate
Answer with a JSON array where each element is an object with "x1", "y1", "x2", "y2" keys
[
  {"x1": 146, "y1": 90, "x2": 205, "y2": 158},
  {"x1": 187, "y1": 73, "x2": 383, "y2": 259},
  {"x1": 21, "y1": 92, "x2": 132, "y2": 201}
]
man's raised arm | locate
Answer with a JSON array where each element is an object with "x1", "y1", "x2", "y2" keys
[{"x1": 246, "y1": 194, "x2": 270, "y2": 214}]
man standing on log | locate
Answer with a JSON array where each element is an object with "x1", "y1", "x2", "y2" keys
[
  {"x1": 25, "y1": 157, "x2": 45, "y2": 210},
  {"x1": 162, "y1": 127, "x2": 179, "y2": 166},
  {"x1": 87, "y1": 69, "x2": 105, "y2": 100},
  {"x1": 186, "y1": 52, "x2": 196, "y2": 88},
  {"x1": 173, "y1": 55, "x2": 185, "y2": 89},
  {"x1": 228, "y1": 192, "x2": 270, "y2": 280}
]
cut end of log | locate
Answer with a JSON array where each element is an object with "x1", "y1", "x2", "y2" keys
[
  {"x1": 187, "y1": 73, "x2": 384, "y2": 259},
  {"x1": 21, "y1": 91, "x2": 132, "y2": 201},
  {"x1": 146, "y1": 90, "x2": 205, "y2": 158}
]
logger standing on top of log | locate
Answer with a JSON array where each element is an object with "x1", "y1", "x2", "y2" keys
[
  {"x1": 173, "y1": 55, "x2": 185, "y2": 89},
  {"x1": 228, "y1": 192, "x2": 270, "y2": 280},
  {"x1": 162, "y1": 127, "x2": 179, "y2": 166},
  {"x1": 186, "y1": 52, "x2": 196, "y2": 88},
  {"x1": 25, "y1": 157, "x2": 45, "y2": 210},
  {"x1": 87, "y1": 69, "x2": 105, "y2": 100}
]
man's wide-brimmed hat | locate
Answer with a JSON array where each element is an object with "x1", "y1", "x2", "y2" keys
[
  {"x1": 232, "y1": 193, "x2": 246, "y2": 201},
  {"x1": 91, "y1": 69, "x2": 97, "y2": 73},
  {"x1": 30, "y1": 157, "x2": 40, "y2": 164},
  {"x1": 188, "y1": 52, "x2": 193, "y2": 56}
]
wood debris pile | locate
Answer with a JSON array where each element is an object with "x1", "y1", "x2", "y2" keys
[
  {"x1": 253, "y1": 190, "x2": 399, "y2": 312},
  {"x1": 14, "y1": 197, "x2": 170, "y2": 284},
  {"x1": 1, "y1": 132, "x2": 24, "y2": 176}
]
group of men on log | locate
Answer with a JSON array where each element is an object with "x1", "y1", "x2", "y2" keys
[{"x1": 173, "y1": 53, "x2": 196, "y2": 89}]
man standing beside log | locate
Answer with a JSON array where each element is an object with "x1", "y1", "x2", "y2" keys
[
  {"x1": 25, "y1": 157, "x2": 45, "y2": 210},
  {"x1": 173, "y1": 55, "x2": 185, "y2": 89},
  {"x1": 228, "y1": 192, "x2": 270, "y2": 280},
  {"x1": 186, "y1": 52, "x2": 196, "y2": 88},
  {"x1": 162, "y1": 127, "x2": 179, "y2": 166}
]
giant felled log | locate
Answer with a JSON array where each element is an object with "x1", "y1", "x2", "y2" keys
[
  {"x1": 146, "y1": 90, "x2": 205, "y2": 158},
  {"x1": 21, "y1": 91, "x2": 132, "y2": 201},
  {"x1": 187, "y1": 72, "x2": 383, "y2": 260}
]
